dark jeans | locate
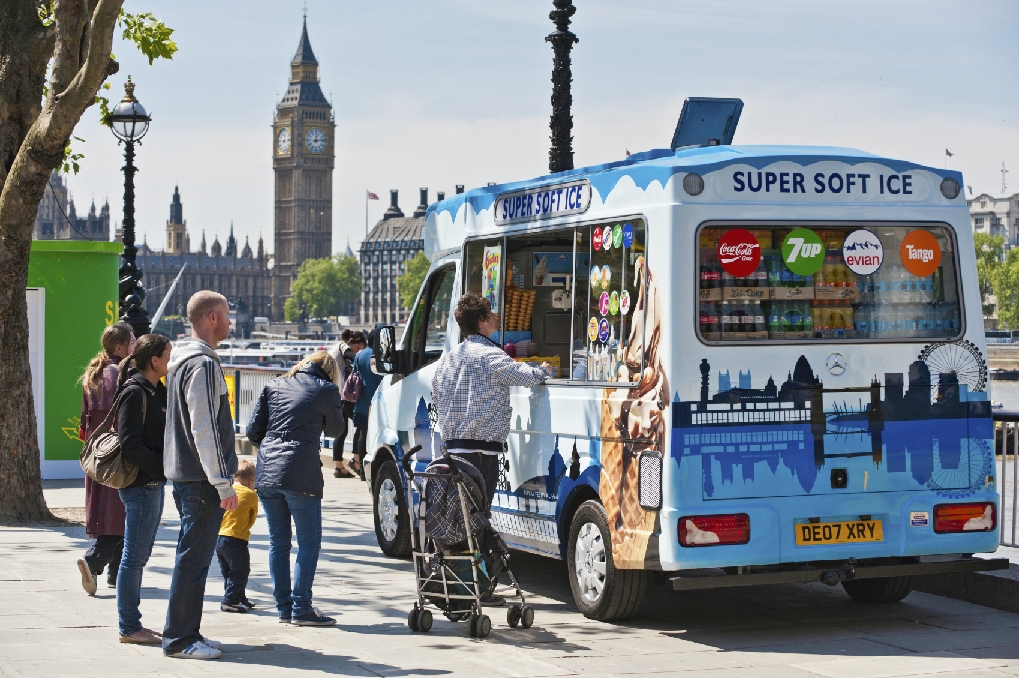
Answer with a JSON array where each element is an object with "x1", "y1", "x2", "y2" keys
[
  {"x1": 162, "y1": 480, "x2": 224, "y2": 655},
  {"x1": 84, "y1": 535, "x2": 124, "y2": 583},
  {"x1": 216, "y1": 535, "x2": 250, "y2": 605},
  {"x1": 450, "y1": 451, "x2": 500, "y2": 514},
  {"x1": 259, "y1": 488, "x2": 322, "y2": 618},
  {"x1": 351, "y1": 412, "x2": 368, "y2": 466},
  {"x1": 117, "y1": 482, "x2": 165, "y2": 636},
  {"x1": 332, "y1": 402, "x2": 355, "y2": 462}
]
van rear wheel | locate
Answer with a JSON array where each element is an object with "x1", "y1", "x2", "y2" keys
[
  {"x1": 373, "y1": 460, "x2": 411, "y2": 557},
  {"x1": 842, "y1": 576, "x2": 914, "y2": 603},
  {"x1": 567, "y1": 500, "x2": 647, "y2": 621}
]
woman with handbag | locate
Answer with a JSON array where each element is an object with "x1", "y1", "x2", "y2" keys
[
  {"x1": 76, "y1": 323, "x2": 134, "y2": 596},
  {"x1": 114, "y1": 334, "x2": 171, "y2": 645},
  {"x1": 345, "y1": 327, "x2": 383, "y2": 480},
  {"x1": 246, "y1": 350, "x2": 345, "y2": 625},
  {"x1": 331, "y1": 331, "x2": 366, "y2": 478}
]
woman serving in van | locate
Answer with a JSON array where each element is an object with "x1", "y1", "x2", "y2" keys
[{"x1": 431, "y1": 292, "x2": 552, "y2": 513}]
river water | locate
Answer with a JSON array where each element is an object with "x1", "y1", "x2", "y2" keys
[{"x1": 989, "y1": 380, "x2": 1019, "y2": 411}]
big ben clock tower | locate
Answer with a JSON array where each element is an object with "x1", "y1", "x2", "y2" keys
[{"x1": 271, "y1": 15, "x2": 335, "y2": 319}]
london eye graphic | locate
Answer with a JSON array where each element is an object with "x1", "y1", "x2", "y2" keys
[
  {"x1": 927, "y1": 438, "x2": 994, "y2": 498},
  {"x1": 918, "y1": 340, "x2": 987, "y2": 400}
]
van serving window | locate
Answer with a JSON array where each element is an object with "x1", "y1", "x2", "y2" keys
[
  {"x1": 464, "y1": 218, "x2": 647, "y2": 383},
  {"x1": 697, "y1": 223, "x2": 963, "y2": 343}
]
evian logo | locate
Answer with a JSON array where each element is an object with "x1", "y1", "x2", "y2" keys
[
  {"x1": 717, "y1": 229, "x2": 761, "y2": 277},
  {"x1": 842, "y1": 229, "x2": 884, "y2": 275}
]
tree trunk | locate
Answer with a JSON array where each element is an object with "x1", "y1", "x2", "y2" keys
[{"x1": 0, "y1": 0, "x2": 121, "y2": 523}]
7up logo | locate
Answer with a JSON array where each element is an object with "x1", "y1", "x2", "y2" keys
[{"x1": 781, "y1": 228, "x2": 825, "y2": 276}]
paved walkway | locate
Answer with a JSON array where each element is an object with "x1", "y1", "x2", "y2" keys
[{"x1": 1, "y1": 470, "x2": 1017, "y2": 678}]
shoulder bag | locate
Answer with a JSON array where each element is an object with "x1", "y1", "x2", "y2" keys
[{"x1": 79, "y1": 387, "x2": 144, "y2": 489}]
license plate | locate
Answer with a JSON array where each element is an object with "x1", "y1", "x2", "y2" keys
[{"x1": 795, "y1": 520, "x2": 883, "y2": 546}]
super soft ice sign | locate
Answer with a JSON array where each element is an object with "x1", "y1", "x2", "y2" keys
[
  {"x1": 711, "y1": 161, "x2": 935, "y2": 203},
  {"x1": 494, "y1": 179, "x2": 591, "y2": 226}
]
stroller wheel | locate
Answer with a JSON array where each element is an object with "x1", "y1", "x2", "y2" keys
[
  {"x1": 520, "y1": 605, "x2": 534, "y2": 629},
  {"x1": 417, "y1": 608, "x2": 433, "y2": 632},
  {"x1": 407, "y1": 607, "x2": 420, "y2": 632},
  {"x1": 468, "y1": 614, "x2": 478, "y2": 637},
  {"x1": 507, "y1": 605, "x2": 522, "y2": 628},
  {"x1": 476, "y1": 614, "x2": 492, "y2": 638}
]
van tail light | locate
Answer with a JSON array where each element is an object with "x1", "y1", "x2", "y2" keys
[
  {"x1": 679, "y1": 514, "x2": 750, "y2": 547},
  {"x1": 933, "y1": 503, "x2": 996, "y2": 534}
]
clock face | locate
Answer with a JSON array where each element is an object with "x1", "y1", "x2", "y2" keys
[
  {"x1": 276, "y1": 128, "x2": 291, "y2": 154},
  {"x1": 305, "y1": 127, "x2": 327, "y2": 154}
]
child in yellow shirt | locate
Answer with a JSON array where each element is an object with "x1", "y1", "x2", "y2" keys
[{"x1": 216, "y1": 460, "x2": 258, "y2": 613}]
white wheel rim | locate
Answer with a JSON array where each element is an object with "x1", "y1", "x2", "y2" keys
[
  {"x1": 377, "y1": 478, "x2": 399, "y2": 542},
  {"x1": 574, "y1": 521, "x2": 606, "y2": 603}
]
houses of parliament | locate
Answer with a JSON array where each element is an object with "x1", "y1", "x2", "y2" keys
[{"x1": 33, "y1": 17, "x2": 434, "y2": 326}]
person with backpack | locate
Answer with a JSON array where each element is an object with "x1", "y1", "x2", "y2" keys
[
  {"x1": 345, "y1": 327, "x2": 383, "y2": 480},
  {"x1": 114, "y1": 334, "x2": 171, "y2": 645},
  {"x1": 76, "y1": 323, "x2": 134, "y2": 596},
  {"x1": 246, "y1": 350, "x2": 345, "y2": 626},
  {"x1": 328, "y1": 330, "x2": 366, "y2": 478}
]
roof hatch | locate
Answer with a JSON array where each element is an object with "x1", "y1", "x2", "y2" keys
[{"x1": 671, "y1": 97, "x2": 744, "y2": 150}]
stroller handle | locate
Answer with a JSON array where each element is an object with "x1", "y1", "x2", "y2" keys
[{"x1": 401, "y1": 445, "x2": 422, "y2": 477}]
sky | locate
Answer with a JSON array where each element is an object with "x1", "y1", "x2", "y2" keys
[{"x1": 64, "y1": 0, "x2": 1019, "y2": 256}]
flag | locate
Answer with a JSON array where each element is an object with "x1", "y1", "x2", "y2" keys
[
  {"x1": 625, "y1": 149, "x2": 631, "y2": 157},
  {"x1": 366, "y1": 191, "x2": 379, "y2": 200},
  {"x1": 945, "y1": 149, "x2": 954, "y2": 157}
]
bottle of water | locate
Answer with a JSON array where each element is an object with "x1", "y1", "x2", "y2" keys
[
  {"x1": 752, "y1": 301, "x2": 766, "y2": 337},
  {"x1": 855, "y1": 305, "x2": 871, "y2": 338}
]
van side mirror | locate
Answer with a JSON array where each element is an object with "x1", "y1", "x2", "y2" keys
[{"x1": 373, "y1": 325, "x2": 398, "y2": 374}]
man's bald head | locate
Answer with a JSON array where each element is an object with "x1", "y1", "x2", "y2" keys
[{"x1": 187, "y1": 290, "x2": 228, "y2": 325}]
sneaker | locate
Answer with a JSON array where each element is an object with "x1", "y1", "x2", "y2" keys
[
  {"x1": 200, "y1": 637, "x2": 222, "y2": 650},
  {"x1": 76, "y1": 559, "x2": 97, "y2": 596},
  {"x1": 278, "y1": 614, "x2": 292, "y2": 624},
  {"x1": 220, "y1": 602, "x2": 247, "y2": 613},
  {"x1": 292, "y1": 608, "x2": 336, "y2": 626},
  {"x1": 107, "y1": 578, "x2": 117, "y2": 589},
  {"x1": 168, "y1": 641, "x2": 221, "y2": 660},
  {"x1": 241, "y1": 599, "x2": 257, "y2": 610},
  {"x1": 119, "y1": 628, "x2": 161, "y2": 645}
]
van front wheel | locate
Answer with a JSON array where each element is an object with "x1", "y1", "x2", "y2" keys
[
  {"x1": 841, "y1": 576, "x2": 914, "y2": 603},
  {"x1": 373, "y1": 460, "x2": 411, "y2": 557},
  {"x1": 567, "y1": 500, "x2": 647, "y2": 621}
]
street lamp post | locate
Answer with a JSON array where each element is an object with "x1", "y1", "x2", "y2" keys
[
  {"x1": 109, "y1": 76, "x2": 152, "y2": 337},
  {"x1": 547, "y1": 0, "x2": 578, "y2": 173}
]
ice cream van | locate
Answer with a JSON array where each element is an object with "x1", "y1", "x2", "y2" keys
[{"x1": 364, "y1": 98, "x2": 1007, "y2": 620}]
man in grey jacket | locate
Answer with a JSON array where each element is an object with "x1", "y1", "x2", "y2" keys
[{"x1": 162, "y1": 291, "x2": 238, "y2": 659}]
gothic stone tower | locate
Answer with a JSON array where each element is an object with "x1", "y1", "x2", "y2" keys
[{"x1": 271, "y1": 16, "x2": 335, "y2": 319}]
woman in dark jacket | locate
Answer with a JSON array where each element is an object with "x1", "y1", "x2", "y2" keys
[
  {"x1": 115, "y1": 334, "x2": 171, "y2": 645},
  {"x1": 246, "y1": 350, "x2": 344, "y2": 626},
  {"x1": 347, "y1": 327, "x2": 384, "y2": 479}
]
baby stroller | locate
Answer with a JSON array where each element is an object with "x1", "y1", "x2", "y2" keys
[{"x1": 401, "y1": 446, "x2": 534, "y2": 638}]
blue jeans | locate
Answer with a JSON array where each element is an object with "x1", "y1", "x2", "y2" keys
[
  {"x1": 116, "y1": 482, "x2": 165, "y2": 636},
  {"x1": 162, "y1": 481, "x2": 224, "y2": 655},
  {"x1": 258, "y1": 488, "x2": 322, "y2": 618},
  {"x1": 216, "y1": 535, "x2": 250, "y2": 605}
]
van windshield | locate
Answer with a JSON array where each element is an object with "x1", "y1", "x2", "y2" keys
[{"x1": 697, "y1": 223, "x2": 963, "y2": 343}]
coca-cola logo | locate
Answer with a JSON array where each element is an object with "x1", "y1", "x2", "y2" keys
[{"x1": 717, "y1": 229, "x2": 761, "y2": 277}]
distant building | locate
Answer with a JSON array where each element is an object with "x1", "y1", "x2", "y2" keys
[
  {"x1": 138, "y1": 187, "x2": 271, "y2": 333},
  {"x1": 968, "y1": 192, "x2": 1019, "y2": 247},
  {"x1": 359, "y1": 189, "x2": 428, "y2": 325},
  {"x1": 33, "y1": 170, "x2": 111, "y2": 241}
]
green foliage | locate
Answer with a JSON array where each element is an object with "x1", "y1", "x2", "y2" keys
[
  {"x1": 60, "y1": 135, "x2": 85, "y2": 174},
  {"x1": 398, "y1": 252, "x2": 432, "y2": 310},
  {"x1": 992, "y1": 247, "x2": 1019, "y2": 329},
  {"x1": 974, "y1": 232, "x2": 1005, "y2": 316},
  {"x1": 284, "y1": 254, "x2": 363, "y2": 322},
  {"x1": 118, "y1": 11, "x2": 178, "y2": 65},
  {"x1": 37, "y1": 1, "x2": 54, "y2": 26}
]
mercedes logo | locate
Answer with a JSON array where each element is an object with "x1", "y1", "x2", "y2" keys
[{"x1": 826, "y1": 352, "x2": 847, "y2": 376}]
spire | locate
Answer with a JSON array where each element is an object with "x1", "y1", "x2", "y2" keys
[
  {"x1": 292, "y1": 14, "x2": 318, "y2": 66},
  {"x1": 257, "y1": 232, "x2": 265, "y2": 260},
  {"x1": 211, "y1": 233, "x2": 222, "y2": 257},
  {"x1": 225, "y1": 221, "x2": 237, "y2": 257},
  {"x1": 199, "y1": 229, "x2": 207, "y2": 254},
  {"x1": 170, "y1": 185, "x2": 183, "y2": 224},
  {"x1": 241, "y1": 235, "x2": 253, "y2": 258}
]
